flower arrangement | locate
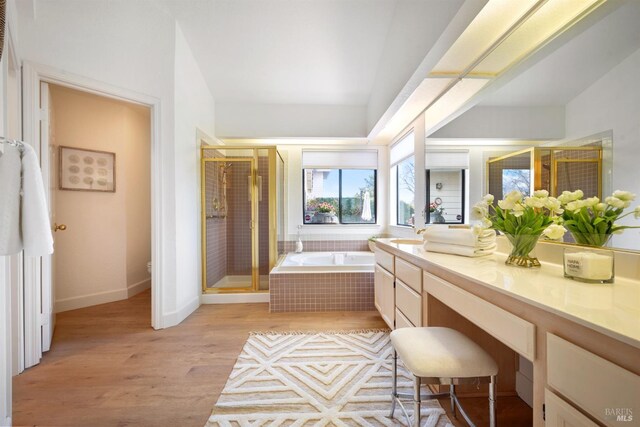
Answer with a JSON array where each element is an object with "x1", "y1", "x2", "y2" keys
[
  {"x1": 316, "y1": 202, "x2": 336, "y2": 214},
  {"x1": 558, "y1": 190, "x2": 640, "y2": 246},
  {"x1": 429, "y1": 202, "x2": 445, "y2": 215},
  {"x1": 472, "y1": 190, "x2": 566, "y2": 267}
]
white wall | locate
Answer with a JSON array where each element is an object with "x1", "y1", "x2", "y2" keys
[
  {"x1": 431, "y1": 106, "x2": 565, "y2": 140},
  {"x1": 173, "y1": 24, "x2": 216, "y2": 320},
  {"x1": 16, "y1": 2, "x2": 216, "y2": 327},
  {"x1": 565, "y1": 47, "x2": 640, "y2": 251},
  {"x1": 278, "y1": 144, "x2": 387, "y2": 241},
  {"x1": 216, "y1": 103, "x2": 366, "y2": 138}
]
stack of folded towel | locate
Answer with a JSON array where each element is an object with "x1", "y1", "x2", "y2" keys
[{"x1": 422, "y1": 225, "x2": 496, "y2": 257}]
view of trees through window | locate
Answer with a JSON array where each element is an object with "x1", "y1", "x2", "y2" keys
[
  {"x1": 303, "y1": 169, "x2": 376, "y2": 224},
  {"x1": 397, "y1": 156, "x2": 415, "y2": 226},
  {"x1": 502, "y1": 169, "x2": 531, "y2": 197}
]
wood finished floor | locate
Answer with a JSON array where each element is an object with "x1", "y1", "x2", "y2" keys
[{"x1": 12, "y1": 290, "x2": 532, "y2": 426}]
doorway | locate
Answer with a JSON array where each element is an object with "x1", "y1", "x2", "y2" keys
[{"x1": 46, "y1": 84, "x2": 152, "y2": 318}]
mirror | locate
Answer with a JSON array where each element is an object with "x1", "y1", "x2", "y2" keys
[{"x1": 426, "y1": 2, "x2": 640, "y2": 251}]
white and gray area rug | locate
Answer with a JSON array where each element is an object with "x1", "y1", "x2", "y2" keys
[{"x1": 205, "y1": 330, "x2": 453, "y2": 427}]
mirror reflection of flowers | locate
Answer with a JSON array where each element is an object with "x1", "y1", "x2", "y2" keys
[
  {"x1": 429, "y1": 202, "x2": 445, "y2": 214},
  {"x1": 472, "y1": 190, "x2": 566, "y2": 267},
  {"x1": 558, "y1": 190, "x2": 640, "y2": 247},
  {"x1": 316, "y1": 202, "x2": 336, "y2": 214}
]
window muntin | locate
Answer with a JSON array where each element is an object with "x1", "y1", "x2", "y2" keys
[{"x1": 303, "y1": 169, "x2": 377, "y2": 224}]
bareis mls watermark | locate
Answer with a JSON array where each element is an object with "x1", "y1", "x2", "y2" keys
[{"x1": 605, "y1": 408, "x2": 633, "y2": 422}]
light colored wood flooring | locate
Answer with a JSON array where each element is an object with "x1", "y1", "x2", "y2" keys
[{"x1": 12, "y1": 290, "x2": 531, "y2": 426}]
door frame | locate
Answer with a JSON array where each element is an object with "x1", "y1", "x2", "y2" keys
[{"x1": 21, "y1": 62, "x2": 164, "y2": 366}]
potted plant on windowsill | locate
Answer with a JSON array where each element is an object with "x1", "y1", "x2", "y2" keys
[{"x1": 313, "y1": 202, "x2": 337, "y2": 224}]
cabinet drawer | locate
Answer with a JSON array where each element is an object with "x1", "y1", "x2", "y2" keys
[
  {"x1": 375, "y1": 249, "x2": 394, "y2": 274},
  {"x1": 395, "y1": 258, "x2": 421, "y2": 293},
  {"x1": 396, "y1": 279, "x2": 421, "y2": 327},
  {"x1": 545, "y1": 389, "x2": 598, "y2": 427},
  {"x1": 395, "y1": 308, "x2": 415, "y2": 329},
  {"x1": 423, "y1": 271, "x2": 535, "y2": 361},
  {"x1": 547, "y1": 333, "x2": 640, "y2": 427}
]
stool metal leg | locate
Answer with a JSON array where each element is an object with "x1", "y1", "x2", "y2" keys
[
  {"x1": 489, "y1": 375, "x2": 497, "y2": 427},
  {"x1": 389, "y1": 351, "x2": 398, "y2": 418},
  {"x1": 450, "y1": 383, "x2": 456, "y2": 418},
  {"x1": 413, "y1": 376, "x2": 421, "y2": 427}
]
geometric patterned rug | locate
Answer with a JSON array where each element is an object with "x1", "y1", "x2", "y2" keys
[{"x1": 205, "y1": 330, "x2": 454, "y2": 427}]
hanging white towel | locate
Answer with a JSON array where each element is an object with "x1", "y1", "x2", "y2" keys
[{"x1": 0, "y1": 143, "x2": 53, "y2": 256}]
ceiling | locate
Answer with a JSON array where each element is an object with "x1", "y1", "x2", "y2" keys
[
  {"x1": 478, "y1": 0, "x2": 640, "y2": 108},
  {"x1": 159, "y1": 0, "x2": 396, "y2": 105},
  {"x1": 158, "y1": 0, "x2": 465, "y2": 108}
]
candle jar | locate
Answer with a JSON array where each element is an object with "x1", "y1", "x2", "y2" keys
[{"x1": 563, "y1": 246, "x2": 614, "y2": 284}]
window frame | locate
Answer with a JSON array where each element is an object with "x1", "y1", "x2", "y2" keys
[
  {"x1": 302, "y1": 168, "x2": 378, "y2": 225},
  {"x1": 425, "y1": 169, "x2": 466, "y2": 225}
]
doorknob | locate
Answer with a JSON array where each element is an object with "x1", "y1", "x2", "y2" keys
[{"x1": 54, "y1": 223, "x2": 67, "y2": 232}]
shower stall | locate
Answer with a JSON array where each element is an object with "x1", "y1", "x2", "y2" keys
[
  {"x1": 201, "y1": 146, "x2": 285, "y2": 293},
  {"x1": 487, "y1": 145, "x2": 603, "y2": 201}
]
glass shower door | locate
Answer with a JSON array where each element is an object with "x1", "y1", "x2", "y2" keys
[{"x1": 202, "y1": 157, "x2": 256, "y2": 292}]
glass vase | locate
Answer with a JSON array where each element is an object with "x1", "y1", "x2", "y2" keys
[
  {"x1": 504, "y1": 233, "x2": 541, "y2": 268},
  {"x1": 569, "y1": 232, "x2": 612, "y2": 247}
]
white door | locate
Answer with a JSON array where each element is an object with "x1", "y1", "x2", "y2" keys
[{"x1": 39, "y1": 82, "x2": 55, "y2": 352}]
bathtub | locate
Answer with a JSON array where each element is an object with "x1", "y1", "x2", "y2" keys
[{"x1": 272, "y1": 251, "x2": 374, "y2": 273}]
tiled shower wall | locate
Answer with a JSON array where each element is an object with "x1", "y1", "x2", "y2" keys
[
  {"x1": 205, "y1": 160, "x2": 227, "y2": 287},
  {"x1": 270, "y1": 272, "x2": 375, "y2": 312},
  {"x1": 226, "y1": 159, "x2": 253, "y2": 275}
]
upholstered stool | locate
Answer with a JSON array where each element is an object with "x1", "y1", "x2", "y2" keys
[{"x1": 389, "y1": 327, "x2": 498, "y2": 427}]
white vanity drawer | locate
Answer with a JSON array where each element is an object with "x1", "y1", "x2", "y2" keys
[
  {"x1": 545, "y1": 389, "x2": 599, "y2": 427},
  {"x1": 396, "y1": 279, "x2": 421, "y2": 327},
  {"x1": 375, "y1": 249, "x2": 394, "y2": 274},
  {"x1": 547, "y1": 333, "x2": 640, "y2": 427},
  {"x1": 395, "y1": 308, "x2": 415, "y2": 329},
  {"x1": 395, "y1": 258, "x2": 422, "y2": 293},
  {"x1": 423, "y1": 272, "x2": 535, "y2": 361}
]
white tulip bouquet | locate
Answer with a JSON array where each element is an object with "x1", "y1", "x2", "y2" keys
[
  {"x1": 472, "y1": 190, "x2": 566, "y2": 267},
  {"x1": 558, "y1": 190, "x2": 640, "y2": 247}
]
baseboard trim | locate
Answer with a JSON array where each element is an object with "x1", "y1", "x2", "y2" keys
[
  {"x1": 55, "y1": 288, "x2": 128, "y2": 313},
  {"x1": 201, "y1": 293, "x2": 270, "y2": 304},
  {"x1": 127, "y1": 278, "x2": 151, "y2": 298},
  {"x1": 515, "y1": 371, "x2": 534, "y2": 408},
  {"x1": 163, "y1": 296, "x2": 200, "y2": 328}
]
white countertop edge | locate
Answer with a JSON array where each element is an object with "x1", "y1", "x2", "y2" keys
[{"x1": 376, "y1": 239, "x2": 640, "y2": 350}]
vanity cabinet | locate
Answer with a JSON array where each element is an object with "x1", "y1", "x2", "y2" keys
[
  {"x1": 374, "y1": 262, "x2": 395, "y2": 329},
  {"x1": 545, "y1": 389, "x2": 598, "y2": 427}
]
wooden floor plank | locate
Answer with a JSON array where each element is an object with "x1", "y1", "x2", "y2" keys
[{"x1": 12, "y1": 290, "x2": 531, "y2": 426}]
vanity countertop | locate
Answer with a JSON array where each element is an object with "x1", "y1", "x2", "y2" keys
[{"x1": 375, "y1": 238, "x2": 640, "y2": 349}]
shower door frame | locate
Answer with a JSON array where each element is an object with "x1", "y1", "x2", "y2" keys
[{"x1": 200, "y1": 146, "x2": 279, "y2": 294}]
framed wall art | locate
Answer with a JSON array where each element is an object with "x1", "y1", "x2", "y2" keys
[{"x1": 59, "y1": 146, "x2": 116, "y2": 192}]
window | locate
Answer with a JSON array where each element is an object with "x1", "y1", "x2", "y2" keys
[
  {"x1": 390, "y1": 131, "x2": 415, "y2": 227},
  {"x1": 396, "y1": 156, "x2": 415, "y2": 226},
  {"x1": 426, "y1": 169, "x2": 465, "y2": 224},
  {"x1": 502, "y1": 169, "x2": 531, "y2": 196},
  {"x1": 425, "y1": 150, "x2": 469, "y2": 224},
  {"x1": 303, "y1": 169, "x2": 376, "y2": 224}
]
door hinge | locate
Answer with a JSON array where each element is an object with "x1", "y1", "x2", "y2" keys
[
  {"x1": 39, "y1": 108, "x2": 48, "y2": 121},
  {"x1": 40, "y1": 313, "x2": 49, "y2": 326},
  {"x1": 542, "y1": 404, "x2": 546, "y2": 421},
  {"x1": 393, "y1": 280, "x2": 396, "y2": 288}
]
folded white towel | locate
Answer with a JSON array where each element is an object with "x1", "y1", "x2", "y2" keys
[
  {"x1": 422, "y1": 225, "x2": 496, "y2": 247},
  {"x1": 424, "y1": 241, "x2": 497, "y2": 258}
]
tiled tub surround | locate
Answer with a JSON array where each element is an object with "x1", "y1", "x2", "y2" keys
[
  {"x1": 280, "y1": 240, "x2": 370, "y2": 253},
  {"x1": 269, "y1": 251, "x2": 375, "y2": 312}
]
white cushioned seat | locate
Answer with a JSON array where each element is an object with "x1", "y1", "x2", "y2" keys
[{"x1": 390, "y1": 327, "x2": 498, "y2": 379}]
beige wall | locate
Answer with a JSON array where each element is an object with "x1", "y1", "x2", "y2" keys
[{"x1": 50, "y1": 85, "x2": 151, "y2": 312}]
